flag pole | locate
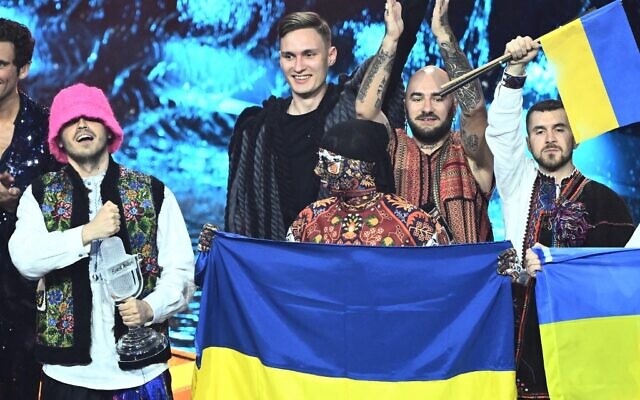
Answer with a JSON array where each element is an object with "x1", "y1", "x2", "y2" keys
[
  {"x1": 437, "y1": 4, "x2": 599, "y2": 97},
  {"x1": 437, "y1": 38, "x2": 542, "y2": 97}
]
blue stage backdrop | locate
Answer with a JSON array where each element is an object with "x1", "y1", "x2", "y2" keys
[{"x1": 2, "y1": 0, "x2": 639, "y2": 350}]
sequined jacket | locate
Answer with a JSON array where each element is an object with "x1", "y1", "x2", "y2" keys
[{"x1": 0, "y1": 91, "x2": 58, "y2": 322}]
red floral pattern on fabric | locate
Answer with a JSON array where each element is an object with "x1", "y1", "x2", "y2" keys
[
  {"x1": 290, "y1": 193, "x2": 449, "y2": 246},
  {"x1": 389, "y1": 129, "x2": 492, "y2": 243}
]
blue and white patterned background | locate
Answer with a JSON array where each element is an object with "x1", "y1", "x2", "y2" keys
[{"x1": 3, "y1": 0, "x2": 639, "y2": 350}]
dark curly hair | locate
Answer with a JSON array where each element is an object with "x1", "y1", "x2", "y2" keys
[{"x1": 0, "y1": 18, "x2": 35, "y2": 70}]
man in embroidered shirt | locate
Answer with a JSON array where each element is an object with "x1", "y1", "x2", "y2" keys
[
  {"x1": 0, "y1": 18, "x2": 60, "y2": 400},
  {"x1": 287, "y1": 119, "x2": 450, "y2": 246},
  {"x1": 355, "y1": 0, "x2": 494, "y2": 244},
  {"x1": 486, "y1": 36, "x2": 634, "y2": 399},
  {"x1": 226, "y1": 0, "x2": 429, "y2": 240},
  {"x1": 8, "y1": 83, "x2": 194, "y2": 399}
]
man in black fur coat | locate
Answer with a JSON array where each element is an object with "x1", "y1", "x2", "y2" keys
[{"x1": 225, "y1": 0, "x2": 426, "y2": 240}]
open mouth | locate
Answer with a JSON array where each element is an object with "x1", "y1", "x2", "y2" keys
[
  {"x1": 417, "y1": 115, "x2": 439, "y2": 122},
  {"x1": 76, "y1": 133, "x2": 94, "y2": 142},
  {"x1": 292, "y1": 74, "x2": 311, "y2": 82}
]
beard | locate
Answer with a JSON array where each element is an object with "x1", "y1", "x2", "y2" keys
[
  {"x1": 408, "y1": 107, "x2": 455, "y2": 145},
  {"x1": 63, "y1": 133, "x2": 110, "y2": 165},
  {"x1": 533, "y1": 147, "x2": 573, "y2": 172}
]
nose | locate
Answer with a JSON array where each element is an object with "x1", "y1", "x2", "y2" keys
[
  {"x1": 77, "y1": 117, "x2": 88, "y2": 129},
  {"x1": 545, "y1": 131, "x2": 557, "y2": 143},
  {"x1": 294, "y1": 55, "x2": 305, "y2": 72},
  {"x1": 421, "y1": 100, "x2": 435, "y2": 114}
]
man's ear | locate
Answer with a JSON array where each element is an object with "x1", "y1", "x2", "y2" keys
[
  {"x1": 328, "y1": 46, "x2": 337, "y2": 66},
  {"x1": 18, "y1": 62, "x2": 30, "y2": 80},
  {"x1": 526, "y1": 136, "x2": 532, "y2": 153}
]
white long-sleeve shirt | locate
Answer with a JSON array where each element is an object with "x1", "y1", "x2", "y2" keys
[
  {"x1": 485, "y1": 84, "x2": 539, "y2": 260},
  {"x1": 9, "y1": 173, "x2": 195, "y2": 390}
]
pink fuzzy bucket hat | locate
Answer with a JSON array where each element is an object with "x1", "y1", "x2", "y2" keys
[{"x1": 48, "y1": 83, "x2": 124, "y2": 163}]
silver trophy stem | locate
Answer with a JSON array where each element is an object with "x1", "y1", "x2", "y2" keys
[{"x1": 97, "y1": 237, "x2": 169, "y2": 363}]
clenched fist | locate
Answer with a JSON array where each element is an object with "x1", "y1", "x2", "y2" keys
[
  {"x1": 0, "y1": 172, "x2": 21, "y2": 213},
  {"x1": 82, "y1": 200, "x2": 121, "y2": 244}
]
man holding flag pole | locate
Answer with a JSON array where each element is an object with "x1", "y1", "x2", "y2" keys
[{"x1": 485, "y1": 13, "x2": 636, "y2": 398}]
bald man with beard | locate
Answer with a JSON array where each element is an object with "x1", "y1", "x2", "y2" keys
[{"x1": 356, "y1": 0, "x2": 493, "y2": 244}]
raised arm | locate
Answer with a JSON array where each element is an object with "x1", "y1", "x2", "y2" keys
[
  {"x1": 431, "y1": 0, "x2": 492, "y2": 189},
  {"x1": 355, "y1": 0, "x2": 403, "y2": 130}
]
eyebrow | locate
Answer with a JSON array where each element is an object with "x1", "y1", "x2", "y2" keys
[
  {"x1": 280, "y1": 48, "x2": 320, "y2": 55},
  {"x1": 531, "y1": 123, "x2": 569, "y2": 131}
]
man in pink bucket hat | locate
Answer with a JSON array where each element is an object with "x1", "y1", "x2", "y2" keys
[{"x1": 9, "y1": 83, "x2": 194, "y2": 399}]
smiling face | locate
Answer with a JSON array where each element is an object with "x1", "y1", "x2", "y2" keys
[
  {"x1": 405, "y1": 67, "x2": 456, "y2": 145},
  {"x1": 526, "y1": 109, "x2": 576, "y2": 175},
  {"x1": 279, "y1": 28, "x2": 336, "y2": 102},
  {"x1": 58, "y1": 117, "x2": 111, "y2": 166},
  {"x1": 0, "y1": 41, "x2": 28, "y2": 105}
]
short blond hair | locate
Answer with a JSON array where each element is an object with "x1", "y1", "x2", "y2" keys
[{"x1": 277, "y1": 12, "x2": 331, "y2": 48}]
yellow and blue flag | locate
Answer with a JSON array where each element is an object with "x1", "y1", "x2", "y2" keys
[
  {"x1": 535, "y1": 247, "x2": 640, "y2": 399},
  {"x1": 192, "y1": 232, "x2": 516, "y2": 399},
  {"x1": 541, "y1": 0, "x2": 640, "y2": 142}
]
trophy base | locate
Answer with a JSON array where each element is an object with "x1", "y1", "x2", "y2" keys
[{"x1": 116, "y1": 327, "x2": 168, "y2": 363}]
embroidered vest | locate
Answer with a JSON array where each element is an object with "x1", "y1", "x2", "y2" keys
[
  {"x1": 390, "y1": 129, "x2": 493, "y2": 243},
  {"x1": 523, "y1": 170, "x2": 591, "y2": 253},
  {"x1": 32, "y1": 160, "x2": 170, "y2": 369}
]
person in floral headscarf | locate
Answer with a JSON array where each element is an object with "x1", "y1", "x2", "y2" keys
[{"x1": 287, "y1": 119, "x2": 451, "y2": 246}]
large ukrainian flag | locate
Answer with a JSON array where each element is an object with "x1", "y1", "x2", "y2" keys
[
  {"x1": 535, "y1": 247, "x2": 640, "y2": 399},
  {"x1": 192, "y1": 232, "x2": 516, "y2": 399},
  {"x1": 540, "y1": 0, "x2": 640, "y2": 142}
]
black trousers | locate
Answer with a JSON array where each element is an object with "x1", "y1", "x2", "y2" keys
[
  {"x1": 0, "y1": 317, "x2": 41, "y2": 400},
  {"x1": 40, "y1": 370, "x2": 173, "y2": 400}
]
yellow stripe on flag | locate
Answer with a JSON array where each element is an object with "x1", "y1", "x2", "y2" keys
[
  {"x1": 541, "y1": 19, "x2": 619, "y2": 142},
  {"x1": 193, "y1": 347, "x2": 516, "y2": 400},
  {"x1": 540, "y1": 314, "x2": 640, "y2": 399}
]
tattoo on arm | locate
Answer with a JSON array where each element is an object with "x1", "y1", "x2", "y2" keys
[
  {"x1": 461, "y1": 130, "x2": 480, "y2": 153},
  {"x1": 375, "y1": 76, "x2": 387, "y2": 109},
  {"x1": 437, "y1": 14, "x2": 483, "y2": 114},
  {"x1": 357, "y1": 48, "x2": 396, "y2": 106}
]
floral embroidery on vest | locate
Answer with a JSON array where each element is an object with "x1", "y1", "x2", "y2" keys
[
  {"x1": 36, "y1": 167, "x2": 162, "y2": 349},
  {"x1": 37, "y1": 174, "x2": 76, "y2": 347},
  {"x1": 118, "y1": 168, "x2": 162, "y2": 297}
]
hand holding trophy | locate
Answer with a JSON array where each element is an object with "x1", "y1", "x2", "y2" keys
[{"x1": 97, "y1": 237, "x2": 168, "y2": 364}]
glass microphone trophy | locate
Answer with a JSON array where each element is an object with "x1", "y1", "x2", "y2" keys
[{"x1": 97, "y1": 237, "x2": 168, "y2": 364}]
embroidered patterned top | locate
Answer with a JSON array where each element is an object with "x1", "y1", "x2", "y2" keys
[
  {"x1": 32, "y1": 160, "x2": 169, "y2": 368},
  {"x1": 288, "y1": 192, "x2": 450, "y2": 246},
  {"x1": 514, "y1": 169, "x2": 634, "y2": 399},
  {"x1": 389, "y1": 129, "x2": 492, "y2": 244}
]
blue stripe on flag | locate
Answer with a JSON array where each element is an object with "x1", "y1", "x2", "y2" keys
[
  {"x1": 196, "y1": 232, "x2": 515, "y2": 381},
  {"x1": 582, "y1": 0, "x2": 640, "y2": 126},
  {"x1": 536, "y1": 247, "x2": 640, "y2": 324}
]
